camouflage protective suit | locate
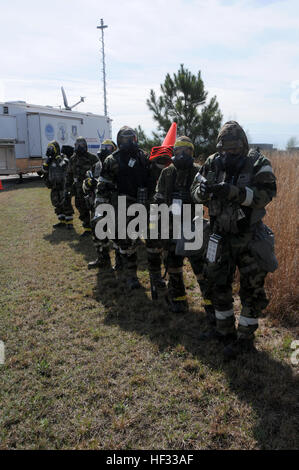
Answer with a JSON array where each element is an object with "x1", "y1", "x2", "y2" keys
[
  {"x1": 155, "y1": 137, "x2": 211, "y2": 313},
  {"x1": 42, "y1": 140, "x2": 74, "y2": 227},
  {"x1": 96, "y1": 127, "x2": 149, "y2": 288},
  {"x1": 146, "y1": 160, "x2": 167, "y2": 291},
  {"x1": 82, "y1": 140, "x2": 120, "y2": 269},
  {"x1": 82, "y1": 159, "x2": 107, "y2": 251},
  {"x1": 65, "y1": 137, "x2": 98, "y2": 231},
  {"x1": 191, "y1": 121, "x2": 277, "y2": 342}
]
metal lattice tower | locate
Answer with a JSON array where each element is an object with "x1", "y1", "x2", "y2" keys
[{"x1": 97, "y1": 19, "x2": 108, "y2": 116}]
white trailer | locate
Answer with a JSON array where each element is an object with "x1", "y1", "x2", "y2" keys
[{"x1": 0, "y1": 101, "x2": 112, "y2": 176}]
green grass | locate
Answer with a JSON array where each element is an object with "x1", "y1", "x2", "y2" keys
[{"x1": 0, "y1": 180, "x2": 298, "y2": 450}]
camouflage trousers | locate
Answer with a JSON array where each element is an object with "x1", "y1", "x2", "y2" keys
[
  {"x1": 205, "y1": 231, "x2": 268, "y2": 339},
  {"x1": 146, "y1": 238, "x2": 164, "y2": 275},
  {"x1": 113, "y1": 207, "x2": 140, "y2": 277},
  {"x1": 74, "y1": 186, "x2": 91, "y2": 228},
  {"x1": 166, "y1": 241, "x2": 212, "y2": 305},
  {"x1": 50, "y1": 187, "x2": 74, "y2": 224},
  {"x1": 90, "y1": 206, "x2": 111, "y2": 257}
]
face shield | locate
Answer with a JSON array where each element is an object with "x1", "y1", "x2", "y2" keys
[
  {"x1": 118, "y1": 134, "x2": 138, "y2": 151},
  {"x1": 75, "y1": 140, "x2": 87, "y2": 155},
  {"x1": 172, "y1": 146, "x2": 194, "y2": 169},
  {"x1": 101, "y1": 144, "x2": 114, "y2": 153},
  {"x1": 46, "y1": 145, "x2": 57, "y2": 158},
  {"x1": 155, "y1": 155, "x2": 171, "y2": 169},
  {"x1": 98, "y1": 144, "x2": 114, "y2": 163},
  {"x1": 219, "y1": 145, "x2": 244, "y2": 169}
]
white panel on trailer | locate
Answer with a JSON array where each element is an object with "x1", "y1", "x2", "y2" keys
[
  {"x1": 83, "y1": 114, "x2": 110, "y2": 153},
  {"x1": 39, "y1": 114, "x2": 83, "y2": 155},
  {"x1": 0, "y1": 115, "x2": 17, "y2": 140},
  {"x1": 27, "y1": 114, "x2": 42, "y2": 157}
]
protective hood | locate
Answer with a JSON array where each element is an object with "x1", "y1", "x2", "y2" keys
[
  {"x1": 75, "y1": 136, "x2": 88, "y2": 155},
  {"x1": 61, "y1": 145, "x2": 74, "y2": 158},
  {"x1": 116, "y1": 126, "x2": 138, "y2": 152},
  {"x1": 101, "y1": 139, "x2": 117, "y2": 151},
  {"x1": 216, "y1": 121, "x2": 249, "y2": 154},
  {"x1": 47, "y1": 140, "x2": 60, "y2": 156}
]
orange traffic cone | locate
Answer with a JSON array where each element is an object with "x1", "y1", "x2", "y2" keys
[
  {"x1": 0, "y1": 180, "x2": 3, "y2": 190},
  {"x1": 162, "y1": 122, "x2": 177, "y2": 146},
  {"x1": 149, "y1": 122, "x2": 177, "y2": 162}
]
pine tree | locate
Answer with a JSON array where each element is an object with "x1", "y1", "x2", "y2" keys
[
  {"x1": 134, "y1": 125, "x2": 162, "y2": 154},
  {"x1": 147, "y1": 64, "x2": 223, "y2": 159}
]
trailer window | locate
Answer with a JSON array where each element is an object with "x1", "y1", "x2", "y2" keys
[{"x1": 3, "y1": 106, "x2": 9, "y2": 114}]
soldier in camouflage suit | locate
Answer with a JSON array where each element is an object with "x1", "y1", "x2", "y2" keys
[
  {"x1": 42, "y1": 140, "x2": 74, "y2": 229},
  {"x1": 82, "y1": 139, "x2": 120, "y2": 269},
  {"x1": 154, "y1": 136, "x2": 213, "y2": 314},
  {"x1": 146, "y1": 147, "x2": 173, "y2": 294},
  {"x1": 95, "y1": 126, "x2": 149, "y2": 289},
  {"x1": 191, "y1": 121, "x2": 277, "y2": 359},
  {"x1": 65, "y1": 136, "x2": 98, "y2": 235}
]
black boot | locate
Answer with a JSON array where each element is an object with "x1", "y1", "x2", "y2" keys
[
  {"x1": 53, "y1": 221, "x2": 66, "y2": 229},
  {"x1": 80, "y1": 229, "x2": 92, "y2": 237},
  {"x1": 223, "y1": 336, "x2": 256, "y2": 361},
  {"x1": 168, "y1": 298, "x2": 189, "y2": 313},
  {"x1": 88, "y1": 250, "x2": 110, "y2": 269},
  {"x1": 150, "y1": 272, "x2": 167, "y2": 290},
  {"x1": 199, "y1": 328, "x2": 237, "y2": 342},
  {"x1": 204, "y1": 304, "x2": 216, "y2": 326},
  {"x1": 127, "y1": 276, "x2": 141, "y2": 290}
]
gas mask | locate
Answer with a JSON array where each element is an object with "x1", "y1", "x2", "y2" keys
[
  {"x1": 221, "y1": 148, "x2": 243, "y2": 170},
  {"x1": 98, "y1": 145, "x2": 111, "y2": 162},
  {"x1": 46, "y1": 145, "x2": 56, "y2": 158},
  {"x1": 75, "y1": 142, "x2": 87, "y2": 156},
  {"x1": 172, "y1": 148, "x2": 194, "y2": 170},
  {"x1": 119, "y1": 136, "x2": 138, "y2": 152},
  {"x1": 155, "y1": 155, "x2": 171, "y2": 169},
  {"x1": 155, "y1": 163, "x2": 166, "y2": 169},
  {"x1": 117, "y1": 127, "x2": 138, "y2": 153}
]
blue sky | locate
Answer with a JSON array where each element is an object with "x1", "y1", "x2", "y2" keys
[{"x1": 1, "y1": 0, "x2": 299, "y2": 148}]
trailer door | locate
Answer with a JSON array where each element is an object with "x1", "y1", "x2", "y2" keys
[
  {"x1": 27, "y1": 114, "x2": 42, "y2": 157},
  {"x1": 0, "y1": 142, "x2": 16, "y2": 174}
]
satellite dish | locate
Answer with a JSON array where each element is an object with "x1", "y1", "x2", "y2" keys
[{"x1": 61, "y1": 86, "x2": 85, "y2": 110}]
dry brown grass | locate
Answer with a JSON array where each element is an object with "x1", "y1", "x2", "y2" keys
[{"x1": 263, "y1": 151, "x2": 299, "y2": 323}]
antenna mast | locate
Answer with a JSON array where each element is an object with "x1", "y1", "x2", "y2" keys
[{"x1": 97, "y1": 18, "x2": 108, "y2": 116}]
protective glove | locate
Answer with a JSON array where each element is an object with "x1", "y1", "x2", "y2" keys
[
  {"x1": 83, "y1": 177, "x2": 97, "y2": 193},
  {"x1": 86, "y1": 177, "x2": 97, "y2": 190},
  {"x1": 209, "y1": 182, "x2": 231, "y2": 199},
  {"x1": 194, "y1": 172, "x2": 210, "y2": 198},
  {"x1": 209, "y1": 182, "x2": 242, "y2": 201},
  {"x1": 198, "y1": 180, "x2": 210, "y2": 198}
]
